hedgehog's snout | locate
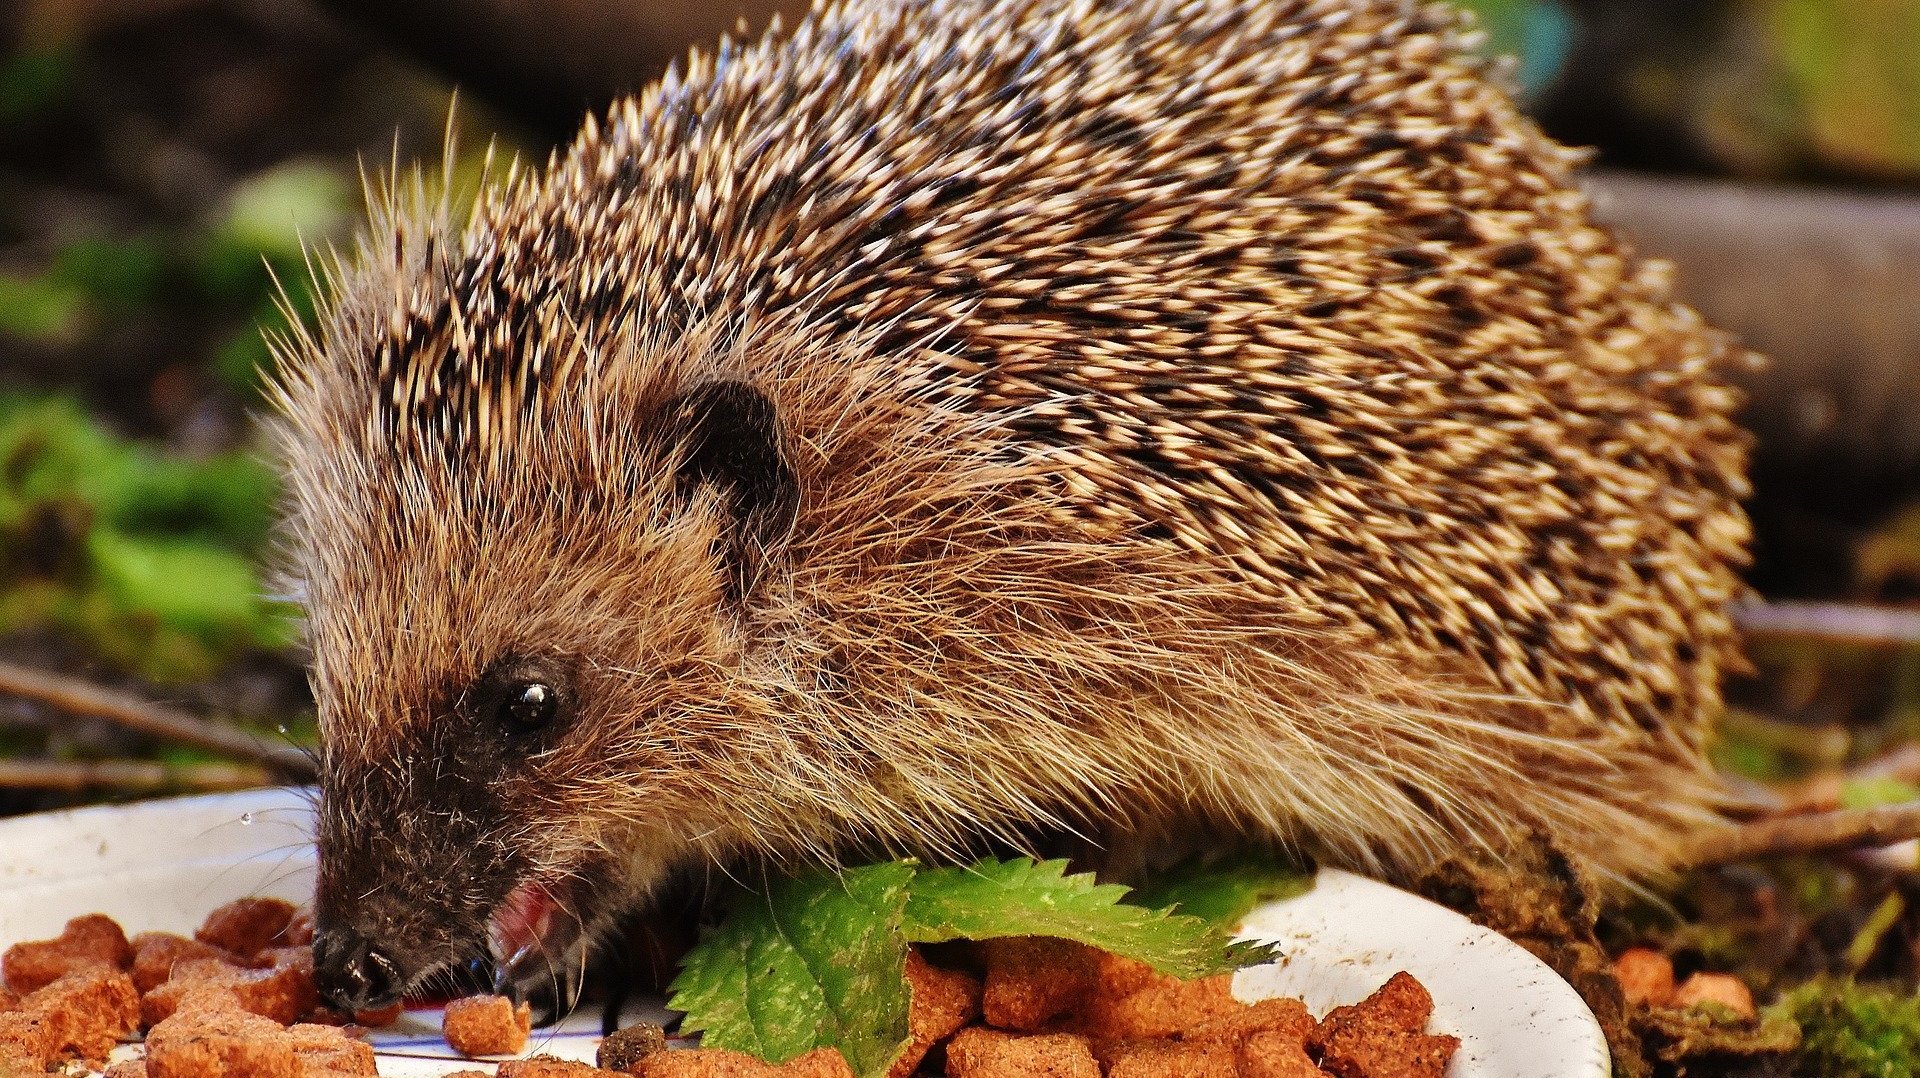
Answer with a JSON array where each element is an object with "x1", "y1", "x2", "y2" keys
[
  {"x1": 313, "y1": 751, "x2": 511, "y2": 1012},
  {"x1": 311, "y1": 873, "x2": 474, "y2": 1011},
  {"x1": 312, "y1": 927, "x2": 407, "y2": 1012}
]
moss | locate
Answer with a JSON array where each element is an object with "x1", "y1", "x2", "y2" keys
[{"x1": 1773, "y1": 976, "x2": 1920, "y2": 1077}]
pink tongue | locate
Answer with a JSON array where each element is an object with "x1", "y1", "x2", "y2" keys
[{"x1": 489, "y1": 881, "x2": 557, "y2": 964}]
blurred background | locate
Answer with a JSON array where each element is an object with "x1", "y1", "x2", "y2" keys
[{"x1": 2, "y1": 1, "x2": 1920, "y2": 1071}]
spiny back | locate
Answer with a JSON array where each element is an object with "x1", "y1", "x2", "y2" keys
[{"x1": 277, "y1": 0, "x2": 1750, "y2": 880}]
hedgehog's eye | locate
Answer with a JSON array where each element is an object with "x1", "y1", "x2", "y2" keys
[
  {"x1": 499, "y1": 681, "x2": 558, "y2": 731},
  {"x1": 472, "y1": 657, "x2": 571, "y2": 737}
]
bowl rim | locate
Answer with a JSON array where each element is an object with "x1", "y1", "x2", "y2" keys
[
  {"x1": 0, "y1": 789, "x2": 1607, "y2": 1077},
  {"x1": 1234, "y1": 866, "x2": 1609, "y2": 1077}
]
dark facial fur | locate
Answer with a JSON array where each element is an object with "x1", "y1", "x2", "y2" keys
[{"x1": 273, "y1": 0, "x2": 1752, "y2": 1009}]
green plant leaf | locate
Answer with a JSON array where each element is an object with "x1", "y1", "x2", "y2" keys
[
  {"x1": 902, "y1": 857, "x2": 1275, "y2": 978},
  {"x1": 668, "y1": 861, "x2": 916, "y2": 1077},
  {"x1": 1127, "y1": 851, "x2": 1315, "y2": 930}
]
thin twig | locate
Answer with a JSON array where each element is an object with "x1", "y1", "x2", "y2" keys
[
  {"x1": 1690, "y1": 801, "x2": 1920, "y2": 866},
  {"x1": 1588, "y1": 171, "x2": 1920, "y2": 483},
  {"x1": 0, "y1": 660, "x2": 315, "y2": 777},
  {"x1": 1734, "y1": 600, "x2": 1920, "y2": 648},
  {"x1": 0, "y1": 758, "x2": 277, "y2": 793}
]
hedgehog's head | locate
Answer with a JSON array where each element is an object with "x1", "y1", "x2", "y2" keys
[{"x1": 269, "y1": 167, "x2": 814, "y2": 1009}]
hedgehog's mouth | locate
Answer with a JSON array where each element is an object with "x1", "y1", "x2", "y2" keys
[{"x1": 486, "y1": 875, "x2": 589, "y2": 1003}]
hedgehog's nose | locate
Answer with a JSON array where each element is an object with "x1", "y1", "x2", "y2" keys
[{"x1": 313, "y1": 929, "x2": 405, "y2": 1011}]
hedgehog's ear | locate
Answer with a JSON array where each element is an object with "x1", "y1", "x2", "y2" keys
[{"x1": 661, "y1": 380, "x2": 799, "y2": 602}]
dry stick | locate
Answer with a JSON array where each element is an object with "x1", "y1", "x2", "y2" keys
[
  {"x1": 1691, "y1": 802, "x2": 1920, "y2": 867},
  {"x1": 0, "y1": 759, "x2": 276, "y2": 793},
  {"x1": 1734, "y1": 600, "x2": 1920, "y2": 648},
  {"x1": 1586, "y1": 171, "x2": 1920, "y2": 484},
  {"x1": 0, "y1": 660, "x2": 316, "y2": 778}
]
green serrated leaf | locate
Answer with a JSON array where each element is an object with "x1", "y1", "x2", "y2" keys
[
  {"x1": 1128, "y1": 851, "x2": 1314, "y2": 931},
  {"x1": 668, "y1": 861, "x2": 916, "y2": 1077},
  {"x1": 902, "y1": 858, "x2": 1274, "y2": 979}
]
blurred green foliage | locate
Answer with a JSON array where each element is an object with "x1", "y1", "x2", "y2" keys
[
  {"x1": 1764, "y1": 0, "x2": 1920, "y2": 178},
  {"x1": 0, "y1": 151, "x2": 355, "y2": 683},
  {"x1": 1711, "y1": 708, "x2": 1851, "y2": 783},
  {"x1": 202, "y1": 162, "x2": 351, "y2": 392},
  {"x1": 1774, "y1": 977, "x2": 1920, "y2": 1077},
  {"x1": 1448, "y1": 0, "x2": 1920, "y2": 181},
  {"x1": 1, "y1": 160, "x2": 350, "y2": 390},
  {"x1": 1451, "y1": 0, "x2": 1574, "y2": 98},
  {"x1": 0, "y1": 46, "x2": 72, "y2": 125},
  {"x1": 0, "y1": 395, "x2": 295, "y2": 681},
  {"x1": 0, "y1": 273, "x2": 86, "y2": 342},
  {"x1": 1840, "y1": 777, "x2": 1920, "y2": 811}
]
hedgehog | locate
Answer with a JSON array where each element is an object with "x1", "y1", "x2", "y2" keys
[{"x1": 271, "y1": 0, "x2": 1753, "y2": 1012}]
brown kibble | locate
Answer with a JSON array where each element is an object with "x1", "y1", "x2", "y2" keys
[
  {"x1": 280, "y1": 912, "x2": 316, "y2": 948},
  {"x1": 498, "y1": 1055, "x2": 622, "y2": 1077},
  {"x1": 598, "y1": 1021, "x2": 669, "y2": 1070},
  {"x1": 38, "y1": 967, "x2": 141, "y2": 1063},
  {"x1": 781, "y1": 1047, "x2": 857, "y2": 1078},
  {"x1": 1073, "y1": 973, "x2": 1239, "y2": 1041},
  {"x1": 1321, "y1": 972, "x2": 1431, "y2": 1034},
  {"x1": 979, "y1": 937, "x2": 1100, "y2": 1031},
  {"x1": 140, "y1": 953, "x2": 317, "y2": 1027},
  {"x1": 1309, "y1": 973, "x2": 1457, "y2": 1078},
  {"x1": 1085, "y1": 1037, "x2": 1152, "y2": 1069},
  {"x1": 1239, "y1": 1029, "x2": 1328, "y2": 1078},
  {"x1": 444, "y1": 994, "x2": 533, "y2": 1057},
  {"x1": 944, "y1": 1027, "x2": 1099, "y2": 1078},
  {"x1": 0, "y1": 1040, "x2": 42, "y2": 1077},
  {"x1": 1613, "y1": 948, "x2": 1676, "y2": 1008},
  {"x1": 0, "y1": 899, "x2": 1446, "y2": 1078},
  {"x1": 131, "y1": 933, "x2": 240, "y2": 994},
  {"x1": 0, "y1": 1009, "x2": 56, "y2": 1071},
  {"x1": 442, "y1": 1072, "x2": 497, "y2": 1078},
  {"x1": 145, "y1": 1004, "x2": 301, "y2": 1078},
  {"x1": 194, "y1": 899, "x2": 301, "y2": 959},
  {"x1": 0, "y1": 967, "x2": 141, "y2": 1068},
  {"x1": 1089, "y1": 951, "x2": 1158, "y2": 1000},
  {"x1": 629, "y1": 1047, "x2": 770, "y2": 1076},
  {"x1": 1105, "y1": 1038, "x2": 1237, "y2": 1077},
  {"x1": 306, "y1": 998, "x2": 404, "y2": 1029},
  {"x1": 353, "y1": 1001, "x2": 404, "y2": 1028},
  {"x1": 1315, "y1": 1028, "x2": 1458, "y2": 1078},
  {"x1": 303, "y1": 1007, "x2": 351, "y2": 1026},
  {"x1": 627, "y1": 1047, "x2": 854, "y2": 1078},
  {"x1": 286, "y1": 1022, "x2": 378, "y2": 1075},
  {"x1": 1188, "y1": 996, "x2": 1315, "y2": 1044},
  {"x1": 1673, "y1": 972, "x2": 1756, "y2": 1019},
  {"x1": 887, "y1": 951, "x2": 981, "y2": 1077},
  {"x1": 3, "y1": 914, "x2": 134, "y2": 994}
]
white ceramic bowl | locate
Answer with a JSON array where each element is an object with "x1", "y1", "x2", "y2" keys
[
  {"x1": 0, "y1": 789, "x2": 1607, "y2": 1077},
  {"x1": 1233, "y1": 869, "x2": 1610, "y2": 1077}
]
